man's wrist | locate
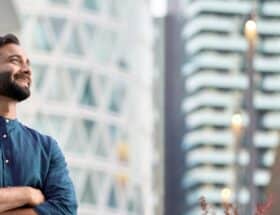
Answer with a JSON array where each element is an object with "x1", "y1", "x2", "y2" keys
[
  {"x1": 23, "y1": 187, "x2": 45, "y2": 206},
  {"x1": 24, "y1": 187, "x2": 33, "y2": 205}
]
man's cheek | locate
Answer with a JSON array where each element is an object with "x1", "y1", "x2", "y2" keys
[{"x1": 0, "y1": 71, "x2": 12, "y2": 82}]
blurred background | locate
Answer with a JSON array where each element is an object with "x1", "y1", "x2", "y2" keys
[{"x1": 2, "y1": 0, "x2": 280, "y2": 214}]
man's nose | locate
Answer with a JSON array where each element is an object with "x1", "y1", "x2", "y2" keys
[{"x1": 21, "y1": 64, "x2": 31, "y2": 76}]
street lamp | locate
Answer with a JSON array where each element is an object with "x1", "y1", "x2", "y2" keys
[
  {"x1": 245, "y1": 20, "x2": 257, "y2": 44},
  {"x1": 231, "y1": 111, "x2": 243, "y2": 134},
  {"x1": 221, "y1": 187, "x2": 234, "y2": 214},
  {"x1": 221, "y1": 187, "x2": 232, "y2": 203},
  {"x1": 244, "y1": 14, "x2": 258, "y2": 215}
]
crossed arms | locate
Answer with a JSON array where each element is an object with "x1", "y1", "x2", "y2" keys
[
  {"x1": 0, "y1": 139, "x2": 77, "y2": 215},
  {"x1": 0, "y1": 186, "x2": 44, "y2": 214}
]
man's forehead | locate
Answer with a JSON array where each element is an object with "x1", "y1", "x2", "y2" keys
[{"x1": 0, "y1": 43, "x2": 28, "y2": 58}]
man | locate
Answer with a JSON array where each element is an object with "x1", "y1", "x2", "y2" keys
[{"x1": 0, "y1": 34, "x2": 77, "y2": 214}]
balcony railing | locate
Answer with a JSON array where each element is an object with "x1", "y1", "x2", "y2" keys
[{"x1": 185, "y1": 0, "x2": 251, "y2": 18}]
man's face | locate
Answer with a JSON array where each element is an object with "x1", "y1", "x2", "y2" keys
[{"x1": 0, "y1": 43, "x2": 32, "y2": 102}]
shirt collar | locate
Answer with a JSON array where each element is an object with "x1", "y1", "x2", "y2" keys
[{"x1": 0, "y1": 116, "x2": 19, "y2": 131}]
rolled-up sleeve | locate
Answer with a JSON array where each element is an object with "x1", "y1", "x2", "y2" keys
[{"x1": 34, "y1": 139, "x2": 77, "y2": 215}]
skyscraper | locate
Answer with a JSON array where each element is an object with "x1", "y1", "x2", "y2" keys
[
  {"x1": 182, "y1": 0, "x2": 280, "y2": 214},
  {"x1": 11, "y1": 0, "x2": 156, "y2": 214},
  {"x1": 163, "y1": 4, "x2": 186, "y2": 215}
]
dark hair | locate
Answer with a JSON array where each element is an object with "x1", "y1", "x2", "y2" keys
[{"x1": 0, "y1": 34, "x2": 20, "y2": 48}]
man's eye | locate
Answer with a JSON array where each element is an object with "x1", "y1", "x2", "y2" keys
[{"x1": 10, "y1": 59, "x2": 20, "y2": 64}]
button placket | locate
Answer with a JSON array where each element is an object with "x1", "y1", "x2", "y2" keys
[
  {"x1": 0, "y1": 124, "x2": 10, "y2": 187},
  {"x1": 2, "y1": 133, "x2": 9, "y2": 164}
]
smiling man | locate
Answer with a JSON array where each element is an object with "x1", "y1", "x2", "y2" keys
[{"x1": 0, "y1": 34, "x2": 77, "y2": 214}]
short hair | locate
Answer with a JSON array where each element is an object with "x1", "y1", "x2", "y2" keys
[{"x1": 0, "y1": 34, "x2": 20, "y2": 48}]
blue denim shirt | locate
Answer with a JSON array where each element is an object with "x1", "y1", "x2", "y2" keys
[{"x1": 0, "y1": 116, "x2": 77, "y2": 214}]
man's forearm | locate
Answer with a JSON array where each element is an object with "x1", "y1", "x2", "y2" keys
[
  {"x1": 0, "y1": 187, "x2": 31, "y2": 213},
  {"x1": 0, "y1": 208, "x2": 37, "y2": 215}
]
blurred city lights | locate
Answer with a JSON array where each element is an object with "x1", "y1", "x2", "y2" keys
[
  {"x1": 116, "y1": 172, "x2": 129, "y2": 187},
  {"x1": 117, "y1": 142, "x2": 129, "y2": 162}
]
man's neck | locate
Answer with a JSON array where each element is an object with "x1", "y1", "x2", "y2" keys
[{"x1": 0, "y1": 96, "x2": 17, "y2": 119}]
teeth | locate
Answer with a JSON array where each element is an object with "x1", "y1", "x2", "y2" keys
[{"x1": 17, "y1": 79, "x2": 29, "y2": 87}]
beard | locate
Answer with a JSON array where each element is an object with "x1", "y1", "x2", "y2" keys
[{"x1": 0, "y1": 71, "x2": 31, "y2": 102}]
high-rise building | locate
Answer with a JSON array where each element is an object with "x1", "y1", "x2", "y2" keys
[
  {"x1": 10, "y1": 0, "x2": 155, "y2": 214},
  {"x1": 181, "y1": 0, "x2": 280, "y2": 214},
  {"x1": 163, "y1": 3, "x2": 186, "y2": 215}
]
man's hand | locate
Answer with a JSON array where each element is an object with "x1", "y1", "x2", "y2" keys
[{"x1": 27, "y1": 187, "x2": 45, "y2": 207}]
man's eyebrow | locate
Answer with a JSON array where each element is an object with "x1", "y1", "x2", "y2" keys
[{"x1": 8, "y1": 54, "x2": 31, "y2": 65}]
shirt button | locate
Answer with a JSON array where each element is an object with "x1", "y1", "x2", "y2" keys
[
  {"x1": 5, "y1": 119, "x2": 9, "y2": 123},
  {"x1": 5, "y1": 160, "x2": 9, "y2": 164},
  {"x1": 2, "y1": 134, "x2": 7, "y2": 138}
]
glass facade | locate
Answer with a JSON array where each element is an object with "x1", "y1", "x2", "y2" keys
[{"x1": 14, "y1": 0, "x2": 155, "y2": 214}]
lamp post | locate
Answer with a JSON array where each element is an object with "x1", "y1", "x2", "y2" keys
[
  {"x1": 244, "y1": 14, "x2": 258, "y2": 215},
  {"x1": 231, "y1": 110, "x2": 244, "y2": 208},
  {"x1": 221, "y1": 187, "x2": 234, "y2": 214}
]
